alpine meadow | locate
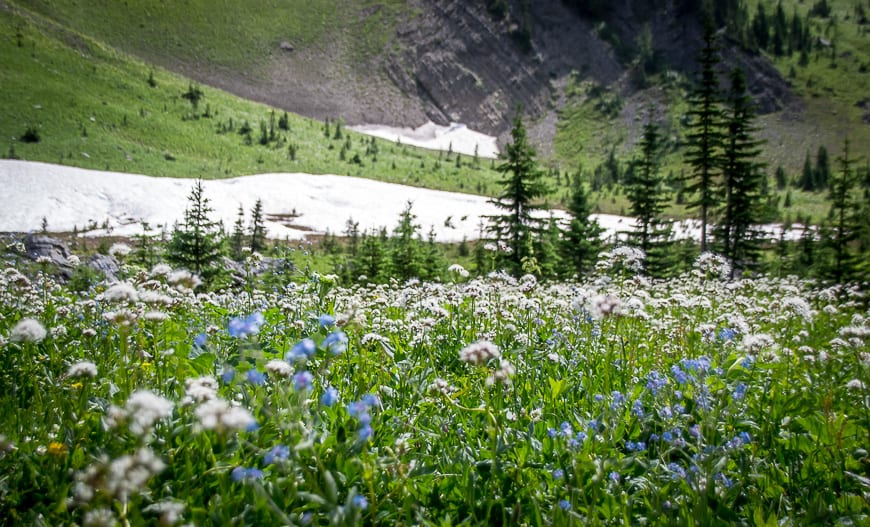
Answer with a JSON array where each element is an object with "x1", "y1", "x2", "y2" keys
[{"x1": 0, "y1": 0, "x2": 869, "y2": 526}]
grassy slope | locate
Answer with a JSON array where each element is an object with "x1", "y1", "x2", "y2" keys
[{"x1": 0, "y1": 4, "x2": 502, "y2": 195}]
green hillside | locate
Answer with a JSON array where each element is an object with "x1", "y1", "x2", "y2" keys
[
  {"x1": 1, "y1": 0, "x2": 867, "y2": 224},
  {"x1": 0, "y1": 3, "x2": 500, "y2": 195}
]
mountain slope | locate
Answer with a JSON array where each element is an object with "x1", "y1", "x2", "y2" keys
[{"x1": 12, "y1": 0, "x2": 867, "y2": 176}]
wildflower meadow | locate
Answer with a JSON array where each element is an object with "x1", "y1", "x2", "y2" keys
[{"x1": 0, "y1": 253, "x2": 868, "y2": 526}]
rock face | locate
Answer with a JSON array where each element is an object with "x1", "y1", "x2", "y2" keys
[
  {"x1": 24, "y1": 234, "x2": 71, "y2": 265},
  {"x1": 88, "y1": 254, "x2": 120, "y2": 282},
  {"x1": 385, "y1": 1, "x2": 621, "y2": 137}
]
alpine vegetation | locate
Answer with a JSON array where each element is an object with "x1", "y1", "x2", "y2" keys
[{"x1": 0, "y1": 252, "x2": 867, "y2": 525}]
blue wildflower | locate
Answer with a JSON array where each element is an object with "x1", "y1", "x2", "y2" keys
[
  {"x1": 732, "y1": 382, "x2": 747, "y2": 402},
  {"x1": 631, "y1": 399, "x2": 645, "y2": 418},
  {"x1": 347, "y1": 401, "x2": 368, "y2": 418},
  {"x1": 560, "y1": 421, "x2": 573, "y2": 437},
  {"x1": 689, "y1": 424, "x2": 701, "y2": 439},
  {"x1": 594, "y1": 393, "x2": 604, "y2": 402},
  {"x1": 246, "y1": 369, "x2": 266, "y2": 386},
  {"x1": 231, "y1": 466, "x2": 264, "y2": 482},
  {"x1": 659, "y1": 406, "x2": 673, "y2": 420},
  {"x1": 715, "y1": 472, "x2": 733, "y2": 488},
  {"x1": 662, "y1": 431, "x2": 674, "y2": 443},
  {"x1": 667, "y1": 462, "x2": 687, "y2": 480},
  {"x1": 352, "y1": 495, "x2": 368, "y2": 510},
  {"x1": 609, "y1": 471, "x2": 621, "y2": 483},
  {"x1": 194, "y1": 332, "x2": 208, "y2": 348},
  {"x1": 318, "y1": 314, "x2": 335, "y2": 328},
  {"x1": 221, "y1": 369, "x2": 235, "y2": 384},
  {"x1": 671, "y1": 365, "x2": 689, "y2": 384},
  {"x1": 718, "y1": 328, "x2": 736, "y2": 341},
  {"x1": 646, "y1": 370, "x2": 668, "y2": 395},
  {"x1": 558, "y1": 500, "x2": 572, "y2": 511},
  {"x1": 358, "y1": 424, "x2": 373, "y2": 442},
  {"x1": 738, "y1": 431, "x2": 751, "y2": 443},
  {"x1": 286, "y1": 338, "x2": 316, "y2": 362},
  {"x1": 611, "y1": 390, "x2": 625, "y2": 410},
  {"x1": 321, "y1": 386, "x2": 339, "y2": 407},
  {"x1": 547, "y1": 428, "x2": 558, "y2": 439},
  {"x1": 228, "y1": 311, "x2": 265, "y2": 338},
  {"x1": 323, "y1": 331, "x2": 348, "y2": 355},
  {"x1": 552, "y1": 469, "x2": 564, "y2": 479},
  {"x1": 361, "y1": 394, "x2": 379, "y2": 408},
  {"x1": 293, "y1": 371, "x2": 313, "y2": 391},
  {"x1": 264, "y1": 445, "x2": 290, "y2": 465}
]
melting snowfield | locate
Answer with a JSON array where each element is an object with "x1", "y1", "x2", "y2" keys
[
  {"x1": 0, "y1": 161, "x2": 802, "y2": 243},
  {"x1": 349, "y1": 121, "x2": 500, "y2": 159}
]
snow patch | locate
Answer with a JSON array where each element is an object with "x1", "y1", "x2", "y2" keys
[
  {"x1": 0, "y1": 161, "x2": 804, "y2": 244},
  {"x1": 349, "y1": 121, "x2": 499, "y2": 159}
]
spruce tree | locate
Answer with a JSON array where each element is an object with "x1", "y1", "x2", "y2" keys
[
  {"x1": 716, "y1": 68, "x2": 765, "y2": 277},
  {"x1": 230, "y1": 205, "x2": 246, "y2": 261},
  {"x1": 815, "y1": 145, "x2": 830, "y2": 190},
  {"x1": 249, "y1": 199, "x2": 267, "y2": 253},
  {"x1": 626, "y1": 120, "x2": 673, "y2": 276},
  {"x1": 167, "y1": 180, "x2": 224, "y2": 284},
  {"x1": 389, "y1": 202, "x2": 423, "y2": 281},
  {"x1": 561, "y1": 172, "x2": 603, "y2": 277},
  {"x1": 799, "y1": 151, "x2": 816, "y2": 191},
  {"x1": 825, "y1": 139, "x2": 860, "y2": 282},
  {"x1": 683, "y1": 11, "x2": 723, "y2": 253},
  {"x1": 486, "y1": 109, "x2": 548, "y2": 275}
]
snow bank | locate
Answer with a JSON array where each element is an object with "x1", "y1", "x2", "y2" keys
[
  {"x1": 0, "y1": 161, "x2": 504, "y2": 242},
  {"x1": 0, "y1": 161, "x2": 802, "y2": 244},
  {"x1": 349, "y1": 121, "x2": 499, "y2": 159}
]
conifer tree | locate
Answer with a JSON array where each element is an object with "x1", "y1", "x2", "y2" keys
[
  {"x1": 421, "y1": 226, "x2": 446, "y2": 281},
  {"x1": 683, "y1": 11, "x2": 723, "y2": 253},
  {"x1": 716, "y1": 68, "x2": 765, "y2": 277},
  {"x1": 249, "y1": 199, "x2": 267, "y2": 253},
  {"x1": 626, "y1": 120, "x2": 673, "y2": 276},
  {"x1": 360, "y1": 228, "x2": 387, "y2": 282},
  {"x1": 389, "y1": 202, "x2": 423, "y2": 281},
  {"x1": 825, "y1": 139, "x2": 860, "y2": 282},
  {"x1": 799, "y1": 151, "x2": 816, "y2": 191},
  {"x1": 230, "y1": 205, "x2": 246, "y2": 261},
  {"x1": 486, "y1": 109, "x2": 548, "y2": 275},
  {"x1": 167, "y1": 180, "x2": 223, "y2": 284},
  {"x1": 561, "y1": 172, "x2": 602, "y2": 277},
  {"x1": 535, "y1": 215, "x2": 564, "y2": 279},
  {"x1": 815, "y1": 145, "x2": 830, "y2": 190}
]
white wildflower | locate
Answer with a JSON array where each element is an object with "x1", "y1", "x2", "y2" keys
[
  {"x1": 694, "y1": 252, "x2": 731, "y2": 280},
  {"x1": 781, "y1": 296, "x2": 812, "y2": 322},
  {"x1": 265, "y1": 359, "x2": 293, "y2": 378},
  {"x1": 448, "y1": 263, "x2": 470, "y2": 278},
  {"x1": 459, "y1": 340, "x2": 500, "y2": 366},
  {"x1": 10, "y1": 318, "x2": 47, "y2": 343},
  {"x1": 589, "y1": 294, "x2": 621, "y2": 320},
  {"x1": 486, "y1": 360, "x2": 516, "y2": 386},
  {"x1": 124, "y1": 390, "x2": 174, "y2": 436},
  {"x1": 143, "y1": 311, "x2": 169, "y2": 322},
  {"x1": 144, "y1": 500, "x2": 186, "y2": 526},
  {"x1": 108, "y1": 243, "x2": 132, "y2": 258},
  {"x1": 194, "y1": 398, "x2": 256, "y2": 434},
  {"x1": 167, "y1": 270, "x2": 202, "y2": 291},
  {"x1": 101, "y1": 283, "x2": 138, "y2": 304},
  {"x1": 845, "y1": 379, "x2": 866, "y2": 390},
  {"x1": 181, "y1": 376, "x2": 219, "y2": 405},
  {"x1": 427, "y1": 378, "x2": 456, "y2": 396},
  {"x1": 67, "y1": 361, "x2": 98, "y2": 379},
  {"x1": 83, "y1": 507, "x2": 117, "y2": 527},
  {"x1": 150, "y1": 264, "x2": 172, "y2": 278}
]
